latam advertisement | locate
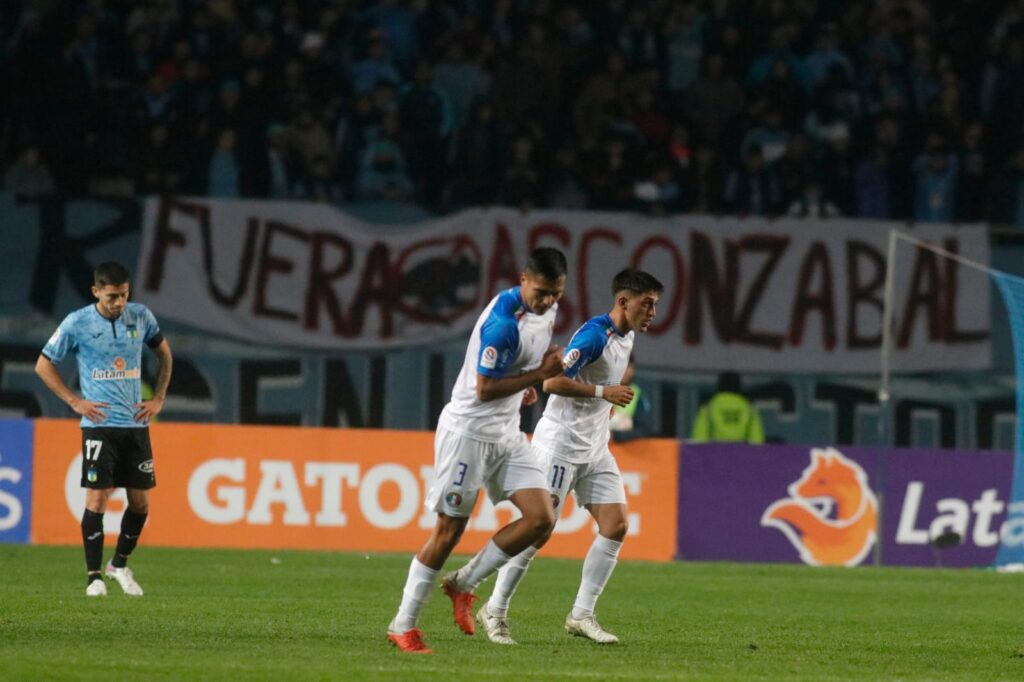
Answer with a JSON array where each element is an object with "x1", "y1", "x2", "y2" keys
[
  {"x1": 29, "y1": 420, "x2": 679, "y2": 561},
  {"x1": 678, "y1": 443, "x2": 1020, "y2": 568},
  {"x1": 137, "y1": 198, "x2": 990, "y2": 373}
]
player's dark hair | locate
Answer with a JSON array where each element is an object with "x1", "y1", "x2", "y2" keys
[
  {"x1": 612, "y1": 268, "x2": 664, "y2": 296},
  {"x1": 94, "y1": 262, "x2": 130, "y2": 288},
  {"x1": 525, "y1": 248, "x2": 567, "y2": 281}
]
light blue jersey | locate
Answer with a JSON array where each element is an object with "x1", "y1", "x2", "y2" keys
[{"x1": 42, "y1": 303, "x2": 164, "y2": 428}]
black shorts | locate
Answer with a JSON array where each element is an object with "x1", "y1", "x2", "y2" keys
[{"x1": 80, "y1": 427, "x2": 157, "y2": 490}]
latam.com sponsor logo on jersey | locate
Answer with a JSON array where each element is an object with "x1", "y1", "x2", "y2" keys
[
  {"x1": 0, "y1": 419, "x2": 34, "y2": 544},
  {"x1": 30, "y1": 420, "x2": 679, "y2": 561}
]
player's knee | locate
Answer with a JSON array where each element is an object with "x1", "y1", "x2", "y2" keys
[
  {"x1": 129, "y1": 501, "x2": 150, "y2": 515},
  {"x1": 601, "y1": 515, "x2": 628, "y2": 542},
  {"x1": 529, "y1": 507, "x2": 556, "y2": 538}
]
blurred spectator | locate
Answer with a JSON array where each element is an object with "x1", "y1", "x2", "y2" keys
[
  {"x1": 786, "y1": 178, "x2": 841, "y2": 219},
  {"x1": 433, "y1": 42, "x2": 491, "y2": 129},
  {"x1": 661, "y1": 2, "x2": 705, "y2": 101},
  {"x1": 4, "y1": 145, "x2": 54, "y2": 197},
  {"x1": 742, "y1": 107, "x2": 791, "y2": 164},
  {"x1": 957, "y1": 122, "x2": 988, "y2": 223},
  {"x1": 913, "y1": 136, "x2": 959, "y2": 223},
  {"x1": 399, "y1": 60, "x2": 452, "y2": 208},
  {"x1": 990, "y1": 145, "x2": 1024, "y2": 228},
  {"x1": 723, "y1": 145, "x2": 782, "y2": 216},
  {"x1": 776, "y1": 132, "x2": 813, "y2": 207},
  {"x1": 691, "y1": 371, "x2": 764, "y2": 444},
  {"x1": 207, "y1": 129, "x2": 240, "y2": 197},
  {"x1": 634, "y1": 161, "x2": 682, "y2": 216},
  {"x1": 445, "y1": 100, "x2": 502, "y2": 209},
  {"x1": 500, "y1": 133, "x2": 544, "y2": 212},
  {"x1": 855, "y1": 143, "x2": 892, "y2": 219},
  {"x1": 357, "y1": 114, "x2": 414, "y2": 202},
  {"x1": 803, "y1": 23, "x2": 852, "y2": 89},
  {"x1": 138, "y1": 124, "x2": 182, "y2": 195},
  {"x1": 287, "y1": 109, "x2": 335, "y2": 190},
  {"x1": 687, "y1": 53, "x2": 745, "y2": 148},
  {"x1": 349, "y1": 35, "x2": 402, "y2": 96},
  {"x1": 547, "y1": 146, "x2": 589, "y2": 209},
  {"x1": 618, "y1": 6, "x2": 657, "y2": 68}
]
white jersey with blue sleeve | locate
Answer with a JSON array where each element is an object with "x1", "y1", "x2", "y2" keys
[
  {"x1": 42, "y1": 303, "x2": 164, "y2": 428},
  {"x1": 438, "y1": 286, "x2": 557, "y2": 442},
  {"x1": 532, "y1": 314, "x2": 633, "y2": 463}
]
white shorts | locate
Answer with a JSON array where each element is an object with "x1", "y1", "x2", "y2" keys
[
  {"x1": 425, "y1": 425, "x2": 549, "y2": 518},
  {"x1": 540, "y1": 446, "x2": 627, "y2": 512}
]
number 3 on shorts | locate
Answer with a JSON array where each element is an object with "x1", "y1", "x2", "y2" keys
[
  {"x1": 85, "y1": 439, "x2": 103, "y2": 462},
  {"x1": 453, "y1": 461, "x2": 468, "y2": 486}
]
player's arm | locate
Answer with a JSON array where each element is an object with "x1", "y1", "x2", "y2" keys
[
  {"x1": 540, "y1": 325, "x2": 632, "y2": 407},
  {"x1": 477, "y1": 345, "x2": 563, "y2": 402},
  {"x1": 543, "y1": 375, "x2": 634, "y2": 407},
  {"x1": 34, "y1": 354, "x2": 108, "y2": 423},
  {"x1": 135, "y1": 339, "x2": 172, "y2": 422}
]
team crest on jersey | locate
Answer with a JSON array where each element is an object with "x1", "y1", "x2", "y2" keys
[
  {"x1": 563, "y1": 348, "x2": 581, "y2": 369},
  {"x1": 445, "y1": 492, "x2": 463, "y2": 508},
  {"x1": 481, "y1": 346, "x2": 498, "y2": 369},
  {"x1": 126, "y1": 325, "x2": 139, "y2": 339}
]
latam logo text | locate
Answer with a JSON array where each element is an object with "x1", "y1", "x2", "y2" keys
[{"x1": 895, "y1": 483, "x2": 1024, "y2": 547}]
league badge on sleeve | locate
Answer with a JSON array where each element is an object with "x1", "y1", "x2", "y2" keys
[
  {"x1": 563, "y1": 348, "x2": 581, "y2": 370},
  {"x1": 481, "y1": 346, "x2": 498, "y2": 369}
]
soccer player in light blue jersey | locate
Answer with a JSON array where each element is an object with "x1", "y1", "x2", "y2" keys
[
  {"x1": 386, "y1": 248, "x2": 567, "y2": 654},
  {"x1": 35, "y1": 262, "x2": 173, "y2": 597},
  {"x1": 475, "y1": 267, "x2": 663, "y2": 646}
]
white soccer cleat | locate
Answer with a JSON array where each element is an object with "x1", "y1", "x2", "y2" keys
[
  {"x1": 105, "y1": 563, "x2": 144, "y2": 596},
  {"x1": 86, "y1": 579, "x2": 107, "y2": 597},
  {"x1": 565, "y1": 614, "x2": 619, "y2": 644},
  {"x1": 476, "y1": 603, "x2": 517, "y2": 645}
]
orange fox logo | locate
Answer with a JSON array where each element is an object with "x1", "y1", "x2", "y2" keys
[{"x1": 761, "y1": 448, "x2": 877, "y2": 566}]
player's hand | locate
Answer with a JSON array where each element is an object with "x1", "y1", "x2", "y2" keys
[
  {"x1": 71, "y1": 398, "x2": 108, "y2": 423},
  {"x1": 539, "y1": 345, "x2": 564, "y2": 379},
  {"x1": 134, "y1": 396, "x2": 165, "y2": 422},
  {"x1": 522, "y1": 386, "x2": 538, "y2": 406},
  {"x1": 601, "y1": 384, "x2": 634, "y2": 407}
]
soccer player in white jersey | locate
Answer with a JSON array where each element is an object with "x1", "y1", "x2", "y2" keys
[
  {"x1": 475, "y1": 267, "x2": 663, "y2": 646},
  {"x1": 386, "y1": 248, "x2": 568, "y2": 654},
  {"x1": 35, "y1": 262, "x2": 172, "y2": 597}
]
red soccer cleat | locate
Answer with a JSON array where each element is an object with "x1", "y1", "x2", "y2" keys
[
  {"x1": 387, "y1": 628, "x2": 433, "y2": 654},
  {"x1": 441, "y1": 574, "x2": 478, "y2": 635}
]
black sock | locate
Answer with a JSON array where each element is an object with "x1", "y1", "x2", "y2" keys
[
  {"x1": 87, "y1": 572, "x2": 102, "y2": 585},
  {"x1": 81, "y1": 510, "x2": 104, "y2": 573},
  {"x1": 113, "y1": 509, "x2": 148, "y2": 567}
]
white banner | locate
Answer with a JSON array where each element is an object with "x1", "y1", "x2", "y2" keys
[{"x1": 137, "y1": 197, "x2": 991, "y2": 372}]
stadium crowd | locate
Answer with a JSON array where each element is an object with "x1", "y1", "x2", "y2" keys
[{"x1": 3, "y1": 0, "x2": 1024, "y2": 224}]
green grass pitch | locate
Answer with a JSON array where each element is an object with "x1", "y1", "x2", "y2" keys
[{"x1": 2, "y1": 545, "x2": 1022, "y2": 680}]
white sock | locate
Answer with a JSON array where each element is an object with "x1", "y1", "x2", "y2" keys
[
  {"x1": 571, "y1": 535, "x2": 622, "y2": 619},
  {"x1": 487, "y1": 545, "x2": 539, "y2": 617},
  {"x1": 391, "y1": 558, "x2": 439, "y2": 633},
  {"x1": 455, "y1": 540, "x2": 512, "y2": 592}
]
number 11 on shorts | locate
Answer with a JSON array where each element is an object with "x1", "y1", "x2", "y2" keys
[
  {"x1": 85, "y1": 439, "x2": 103, "y2": 461},
  {"x1": 551, "y1": 464, "x2": 566, "y2": 489}
]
